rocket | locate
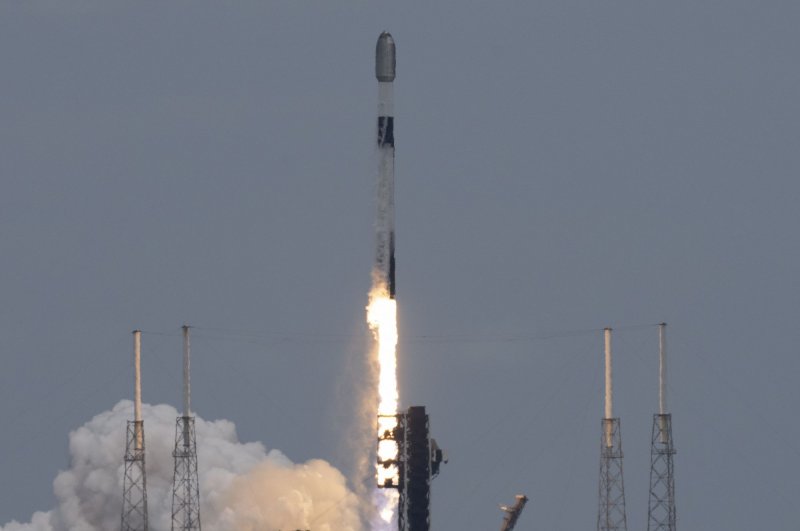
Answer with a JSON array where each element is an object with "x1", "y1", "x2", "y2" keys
[{"x1": 375, "y1": 32, "x2": 396, "y2": 299}]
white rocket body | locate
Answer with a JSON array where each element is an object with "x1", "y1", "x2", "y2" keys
[{"x1": 375, "y1": 32, "x2": 396, "y2": 298}]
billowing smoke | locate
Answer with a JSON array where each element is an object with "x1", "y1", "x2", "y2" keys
[{"x1": 0, "y1": 401, "x2": 362, "y2": 531}]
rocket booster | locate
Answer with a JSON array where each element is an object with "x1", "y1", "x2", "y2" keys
[{"x1": 375, "y1": 32, "x2": 396, "y2": 299}]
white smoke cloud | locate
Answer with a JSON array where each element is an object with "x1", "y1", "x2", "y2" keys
[{"x1": 1, "y1": 401, "x2": 363, "y2": 531}]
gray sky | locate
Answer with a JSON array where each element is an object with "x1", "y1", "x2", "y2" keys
[{"x1": 1, "y1": 1, "x2": 799, "y2": 529}]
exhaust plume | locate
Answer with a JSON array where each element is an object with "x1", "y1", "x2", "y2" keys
[{"x1": 367, "y1": 284, "x2": 400, "y2": 529}]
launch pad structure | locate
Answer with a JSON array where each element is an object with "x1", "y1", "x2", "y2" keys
[{"x1": 378, "y1": 406, "x2": 446, "y2": 531}]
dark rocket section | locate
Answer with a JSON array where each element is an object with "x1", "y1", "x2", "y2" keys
[
  {"x1": 389, "y1": 233, "x2": 396, "y2": 298},
  {"x1": 378, "y1": 116, "x2": 395, "y2": 147}
]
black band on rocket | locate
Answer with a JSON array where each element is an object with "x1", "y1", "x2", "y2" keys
[
  {"x1": 389, "y1": 232, "x2": 396, "y2": 299},
  {"x1": 378, "y1": 116, "x2": 394, "y2": 147}
]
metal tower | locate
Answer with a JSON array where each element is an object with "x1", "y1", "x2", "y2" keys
[
  {"x1": 122, "y1": 330, "x2": 149, "y2": 531},
  {"x1": 498, "y1": 495, "x2": 528, "y2": 531},
  {"x1": 598, "y1": 328, "x2": 627, "y2": 531},
  {"x1": 377, "y1": 406, "x2": 446, "y2": 531},
  {"x1": 172, "y1": 325, "x2": 202, "y2": 531},
  {"x1": 647, "y1": 324, "x2": 676, "y2": 531}
]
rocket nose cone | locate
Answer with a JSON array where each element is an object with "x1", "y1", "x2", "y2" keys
[{"x1": 375, "y1": 32, "x2": 396, "y2": 82}]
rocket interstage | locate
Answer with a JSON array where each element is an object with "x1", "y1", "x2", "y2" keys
[{"x1": 375, "y1": 31, "x2": 396, "y2": 299}]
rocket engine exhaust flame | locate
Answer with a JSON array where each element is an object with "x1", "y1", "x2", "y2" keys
[
  {"x1": 368, "y1": 285, "x2": 400, "y2": 527},
  {"x1": 368, "y1": 288, "x2": 398, "y2": 417}
]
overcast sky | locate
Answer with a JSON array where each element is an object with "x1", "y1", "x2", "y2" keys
[{"x1": 1, "y1": 1, "x2": 799, "y2": 529}]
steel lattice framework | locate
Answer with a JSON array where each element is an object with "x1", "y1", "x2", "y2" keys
[
  {"x1": 172, "y1": 416, "x2": 201, "y2": 530},
  {"x1": 598, "y1": 418, "x2": 627, "y2": 531},
  {"x1": 647, "y1": 413, "x2": 676, "y2": 531},
  {"x1": 122, "y1": 420, "x2": 149, "y2": 531},
  {"x1": 378, "y1": 412, "x2": 407, "y2": 530},
  {"x1": 377, "y1": 407, "x2": 445, "y2": 531}
]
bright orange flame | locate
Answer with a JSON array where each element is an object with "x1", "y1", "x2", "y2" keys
[
  {"x1": 367, "y1": 284, "x2": 399, "y2": 526},
  {"x1": 368, "y1": 295, "x2": 397, "y2": 415}
]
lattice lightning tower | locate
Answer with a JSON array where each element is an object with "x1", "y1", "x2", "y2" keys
[
  {"x1": 647, "y1": 323, "x2": 676, "y2": 531},
  {"x1": 172, "y1": 325, "x2": 202, "y2": 531},
  {"x1": 122, "y1": 330, "x2": 149, "y2": 531},
  {"x1": 598, "y1": 328, "x2": 627, "y2": 531}
]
